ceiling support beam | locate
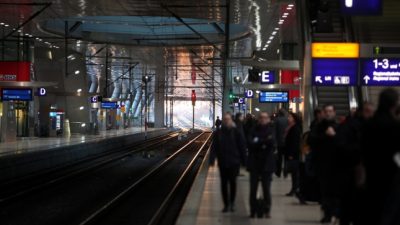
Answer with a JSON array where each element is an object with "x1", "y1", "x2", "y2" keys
[
  {"x1": 161, "y1": 4, "x2": 223, "y2": 54},
  {"x1": 3, "y1": 2, "x2": 52, "y2": 40}
]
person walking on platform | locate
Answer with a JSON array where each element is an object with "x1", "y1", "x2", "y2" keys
[
  {"x1": 284, "y1": 112, "x2": 303, "y2": 197},
  {"x1": 247, "y1": 112, "x2": 276, "y2": 218},
  {"x1": 336, "y1": 102, "x2": 374, "y2": 225},
  {"x1": 361, "y1": 88, "x2": 400, "y2": 225},
  {"x1": 274, "y1": 108, "x2": 288, "y2": 178},
  {"x1": 215, "y1": 116, "x2": 222, "y2": 130},
  {"x1": 309, "y1": 104, "x2": 341, "y2": 223},
  {"x1": 210, "y1": 113, "x2": 246, "y2": 213}
]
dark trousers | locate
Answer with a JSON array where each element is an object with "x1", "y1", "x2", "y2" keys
[
  {"x1": 287, "y1": 159, "x2": 300, "y2": 193},
  {"x1": 275, "y1": 147, "x2": 285, "y2": 177},
  {"x1": 219, "y1": 167, "x2": 239, "y2": 207},
  {"x1": 319, "y1": 177, "x2": 340, "y2": 219},
  {"x1": 250, "y1": 171, "x2": 273, "y2": 214}
]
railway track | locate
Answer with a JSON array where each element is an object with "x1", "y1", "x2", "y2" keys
[{"x1": 0, "y1": 131, "x2": 212, "y2": 225}]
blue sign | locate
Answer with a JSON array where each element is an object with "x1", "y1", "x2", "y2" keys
[
  {"x1": 2, "y1": 89, "x2": 32, "y2": 101},
  {"x1": 312, "y1": 58, "x2": 358, "y2": 86},
  {"x1": 259, "y1": 91, "x2": 289, "y2": 103},
  {"x1": 37, "y1": 87, "x2": 47, "y2": 96},
  {"x1": 245, "y1": 90, "x2": 254, "y2": 98},
  {"x1": 341, "y1": 0, "x2": 382, "y2": 15},
  {"x1": 260, "y1": 71, "x2": 275, "y2": 84},
  {"x1": 238, "y1": 98, "x2": 245, "y2": 104},
  {"x1": 90, "y1": 96, "x2": 98, "y2": 103},
  {"x1": 101, "y1": 102, "x2": 118, "y2": 109},
  {"x1": 360, "y1": 58, "x2": 400, "y2": 86}
]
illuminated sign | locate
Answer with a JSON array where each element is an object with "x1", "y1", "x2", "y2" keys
[
  {"x1": 37, "y1": 88, "x2": 47, "y2": 96},
  {"x1": 259, "y1": 91, "x2": 289, "y2": 103},
  {"x1": 312, "y1": 43, "x2": 360, "y2": 58},
  {"x1": 360, "y1": 58, "x2": 400, "y2": 86},
  {"x1": 245, "y1": 90, "x2": 254, "y2": 98},
  {"x1": 341, "y1": 0, "x2": 382, "y2": 15},
  {"x1": 101, "y1": 102, "x2": 118, "y2": 109},
  {"x1": 90, "y1": 96, "x2": 98, "y2": 103},
  {"x1": 0, "y1": 61, "x2": 31, "y2": 81},
  {"x1": 312, "y1": 58, "x2": 358, "y2": 86},
  {"x1": 260, "y1": 71, "x2": 275, "y2": 84},
  {"x1": 238, "y1": 98, "x2": 245, "y2": 104},
  {"x1": 2, "y1": 88, "x2": 32, "y2": 101}
]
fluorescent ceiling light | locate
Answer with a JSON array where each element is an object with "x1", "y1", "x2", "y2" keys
[
  {"x1": 272, "y1": 31, "x2": 277, "y2": 35},
  {"x1": 77, "y1": 89, "x2": 82, "y2": 93},
  {"x1": 288, "y1": 4, "x2": 294, "y2": 7},
  {"x1": 275, "y1": 27, "x2": 280, "y2": 30},
  {"x1": 75, "y1": 70, "x2": 80, "y2": 75},
  {"x1": 267, "y1": 40, "x2": 271, "y2": 44},
  {"x1": 79, "y1": 106, "x2": 84, "y2": 110}
]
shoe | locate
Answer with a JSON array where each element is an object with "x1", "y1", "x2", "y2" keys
[
  {"x1": 222, "y1": 206, "x2": 229, "y2": 213},
  {"x1": 320, "y1": 216, "x2": 331, "y2": 223},
  {"x1": 230, "y1": 205, "x2": 235, "y2": 212},
  {"x1": 285, "y1": 191, "x2": 294, "y2": 196},
  {"x1": 250, "y1": 213, "x2": 256, "y2": 218},
  {"x1": 265, "y1": 213, "x2": 271, "y2": 218}
]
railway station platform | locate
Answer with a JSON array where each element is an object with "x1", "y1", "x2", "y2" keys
[
  {"x1": 0, "y1": 127, "x2": 177, "y2": 182},
  {"x1": 0, "y1": 127, "x2": 164, "y2": 157},
  {"x1": 178, "y1": 165, "x2": 321, "y2": 225}
]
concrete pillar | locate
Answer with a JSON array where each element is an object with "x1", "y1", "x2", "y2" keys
[
  {"x1": 1, "y1": 102, "x2": 17, "y2": 142},
  {"x1": 154, "y1": 64, "x2": 165, "y2": 128}
]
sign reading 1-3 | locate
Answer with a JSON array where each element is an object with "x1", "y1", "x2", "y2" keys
[{"x1": 361, "y1": 58, "x2": 400, "y2": 86}]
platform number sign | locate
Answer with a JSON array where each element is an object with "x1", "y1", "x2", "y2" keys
[
  {"x1": 37, "y1": 87, "x2": 47, "y2": 96},
  {"x1": 245, "y1": 90, "x2": 254, "y2": 98},
  {"x1": 361, "y1": 58, "x2": 400, "y2": 86}
]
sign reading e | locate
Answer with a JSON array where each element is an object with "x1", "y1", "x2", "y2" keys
[{"x1": 260, "y1": 71, "x2": 275, "y2": 84}]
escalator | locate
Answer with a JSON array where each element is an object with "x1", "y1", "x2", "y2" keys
[{"x1": 311, "y1": 0, "x2": 352, "y2": 116}]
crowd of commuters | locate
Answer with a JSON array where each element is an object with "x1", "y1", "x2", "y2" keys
[{"x1": 210, "y1": 88, "x2": 400, "y2": 224}]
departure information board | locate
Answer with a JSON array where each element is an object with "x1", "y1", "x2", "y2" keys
[
  {"x1": 360, "y1": 58, "x2": 400, "y2": 86},
  {"x1": 1, "y1": 89, "x2": 32, "y2": 101},
  {"x1": 259, "y1": 91, "x2": 289, "y2": 103},
  {"x1": 101, "y1": 102, "x2": 118, "y2": 109},
  {"x1": 312, "y1": 58, "x2": 358, "y2": 86}
]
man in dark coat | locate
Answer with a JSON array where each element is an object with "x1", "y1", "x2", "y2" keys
[
  {"x1": 274, "y1": 108, "x2": 288, "y2": 177},
  {"x1": 362, "y1": 89, "x2": 400, "y2": 225},
  {"x1": 247, "y1": 112, "x2": 276, "y2": 218},
  {"x1": 284, "y1": 112, "x2": 303, "y2": 196},
  {"x1": 336, "y1": 102, "x2": 373, "y2": 225},
  {"x1": 210, "y1": 113, "x2": 246, "y2": 212},
  {"x1": 215, "y1": 116, "x2": 222, "y2": 129},
  {"x1": 309, "y1": 104, "x2": 340, "y2": 223}
]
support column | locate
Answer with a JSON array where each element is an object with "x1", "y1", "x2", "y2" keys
[
  {"x1": 1, "y1": 102, "x2": 17, "y2": 142},
  {"x1": 222, "y1": 0, "x2": 231, "y2": 114},
  {"x1": 154, "y1": 64, "x2": 165, "y2": 128}
]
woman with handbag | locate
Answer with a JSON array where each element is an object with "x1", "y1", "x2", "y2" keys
[{"x1": 284, "y1": 112, "x2": 302, "y2": 196}]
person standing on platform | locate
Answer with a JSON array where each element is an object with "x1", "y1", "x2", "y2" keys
[
  {"x1": 309, "y1": 104, "x2": 341, "y2": 223},
  {"x1": 362, "y1": 89, "x2": 400, "y2": 225},
  {"x1": 284, "y1": 112, "x2": 303, "y2": 197},
  {"x1": 215, "y1": 116, "x2": 222, "y2": 130},
  {"x1": 210, "y1": 113, "x2": 246, "y2": 213},
  {"x1": 274, "y1": 108, "x2": 288, "y2": 178},
  {"x1": 247, "y1": 112, "x2": 276, "y2": 218}
]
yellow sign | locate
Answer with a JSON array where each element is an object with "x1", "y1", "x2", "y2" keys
[{"x1": 312, "y1": 43, "x2": 359, "y2": 58}]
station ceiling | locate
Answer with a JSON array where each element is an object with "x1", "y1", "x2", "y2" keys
[{"x1": 0, "y1": 0, "x2": 298, "y2": 101}]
